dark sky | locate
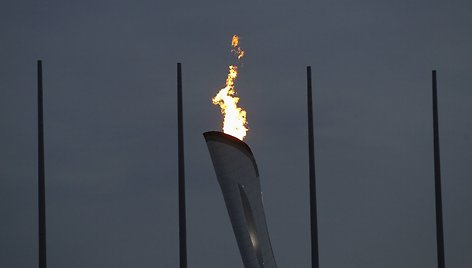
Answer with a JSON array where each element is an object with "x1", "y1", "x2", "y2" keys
[{"x1": 1, "y1": 0, "x2": 471, "y2": 267}]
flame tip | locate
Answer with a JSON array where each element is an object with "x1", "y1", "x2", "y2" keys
[{"x1": 212, "y1": 34, "x2": 248, "y2": 141}]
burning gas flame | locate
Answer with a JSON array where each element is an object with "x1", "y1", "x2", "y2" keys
[
  {"x1": 231, "y1": 35, "x2": 245, "y2": 59},
  {"x1": 212, "y1": 35, "x2": 248, "y2": 140}
]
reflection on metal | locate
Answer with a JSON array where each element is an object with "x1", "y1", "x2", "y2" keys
[
  {"x1": 204, "y1": 131, "x2": 277, "y2": 268},
  {"x1": 239, "y1": 184, "x2": 264, "y2": 268}
]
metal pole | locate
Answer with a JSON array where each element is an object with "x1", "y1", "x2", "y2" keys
[
  {"x1": 307, "y1": 66, "x2": 319, "y2": 268},
  {"x1": 432, "y1": 70, "x2": 445, "y2": 268},
  {"x1": 37, "y1": 60, "x2": 47, "y2": 268},
  {"x1": 177, "y1": 63, "x2": 187, "y2": 268}
]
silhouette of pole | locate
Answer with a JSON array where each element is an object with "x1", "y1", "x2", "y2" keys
[
  {"x1": 37, "y1": 60, "x2": 47, "y2": 268},
  {"x1": 432, "y1": 70, "x2": 445, "y2": 268},
  {"x1": 307, "y1": 66, "x2": 319, "y2": 268},
  {"x1": 177, "y1": 63, "x2": 187, "y2": 268}
]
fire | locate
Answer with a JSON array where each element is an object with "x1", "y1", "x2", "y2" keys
[
  {"x1": 212, "y1": 35, "x2": 248, "y2": 140},
  {"x1": 231, "y1": 35, "x2": 245, "y2": 59}
]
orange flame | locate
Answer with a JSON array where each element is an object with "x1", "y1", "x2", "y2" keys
[{"x1": 212, "y1": 35, "x2": 248, "y2": 140}]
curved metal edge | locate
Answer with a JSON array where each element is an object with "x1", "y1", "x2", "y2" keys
[{"x1": 203, "y1": 131, "x2": 259, "y2": 177}]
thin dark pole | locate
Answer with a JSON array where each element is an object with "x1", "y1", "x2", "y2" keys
[
  {"x1": 432, "y1": 70, "x2": 445, "y2": 268},
  {"x1": 307, "y1": 66, "x2": 319, "y2": 268},
  {"x1": 37, "y1": 60, "x2": 47, "y2": 268},
  {"x1": 177, "y1": 63, "x2": 187, "y2": 268}
]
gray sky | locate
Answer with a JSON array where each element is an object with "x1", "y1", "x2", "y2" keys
[{"x1": 1, "y1": 0, "x2": 471, "y2": 267}]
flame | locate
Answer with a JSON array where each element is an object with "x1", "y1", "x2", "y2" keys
[
  {"x1": 231, "y1": 35, "x2": 245, "y2": 59},
  {"x1": 212, "y1": 35, "x2": 248, "y2": 140}
]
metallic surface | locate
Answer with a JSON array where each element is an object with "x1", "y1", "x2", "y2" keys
[
  {"x1": 204, "y1": 131, "x2": 277, "y2": 268},
  {"x1": 432, "y1": 70, "x2": 445, "y2": 268},
  {"x1": 177, "y1": 63, "x2": 187, "y2": 268},
  {"x1": 307, "y1": 66, "x2": 319, "y2": 268},
  {"x1": 37, "y1": 60, "x2": 47, "y2": 268}
]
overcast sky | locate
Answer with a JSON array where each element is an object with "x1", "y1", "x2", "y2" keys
[{"x1": 1, "y1": 0, "x2": 471, "y2": 267}]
